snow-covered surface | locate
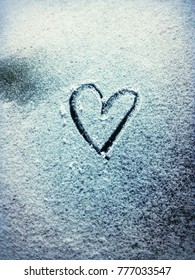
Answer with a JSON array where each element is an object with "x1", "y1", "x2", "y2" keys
[{"x1": 0, "y1": 0, "x2": 194, "y2": 259}]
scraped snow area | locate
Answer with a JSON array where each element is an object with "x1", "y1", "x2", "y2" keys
[{"x1": 0, "y1": 0, "x2": 194, "y2": 259}]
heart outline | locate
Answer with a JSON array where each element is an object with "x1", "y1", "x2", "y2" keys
[{"x1": 69, "y1": 83, "x2": 139, "y2": 159}]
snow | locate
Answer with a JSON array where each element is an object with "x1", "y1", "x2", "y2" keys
[{"x1": 0, "y1": 0, "x2": 194, "y2": 259}]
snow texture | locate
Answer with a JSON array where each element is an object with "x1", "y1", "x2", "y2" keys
[{"x1": 0, "y1": 0, "x2": 194, "y2": 259}]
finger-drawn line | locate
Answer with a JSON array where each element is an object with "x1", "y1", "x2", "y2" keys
[{"x1": 69, "y1": 83, "x2": 139, "y2": 160}]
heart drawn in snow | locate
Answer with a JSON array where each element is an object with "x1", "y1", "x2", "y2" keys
[{"x1": 69, "y1": 84, "x2": 139, "y2": 160}]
